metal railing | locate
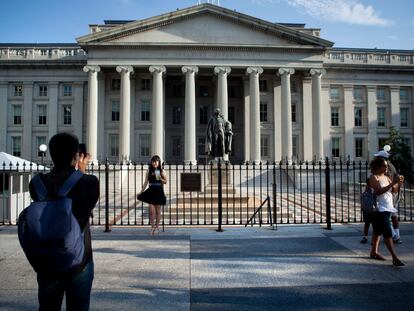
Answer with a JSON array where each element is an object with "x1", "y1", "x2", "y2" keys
[{"x1": 1, "y1": 160, "x2": 413, "y2": 228}]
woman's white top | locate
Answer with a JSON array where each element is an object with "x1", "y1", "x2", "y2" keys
[{"x1": 375, "y1": 178, "x2": 397, "y2": 213}]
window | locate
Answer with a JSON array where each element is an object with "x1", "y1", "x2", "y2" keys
[
  {"x1": 141, "y1": 100, "x2": 150, "y2": 121},
  {"x1": 63, "y1": 105, "x2": 72, "y2": 125},
  {"x1": 109, "y1": 134, "x2": 119, "y2": 157},
  {"x1": 378, "y1": 138, "x2": 388, "y2": 150},
  {"x1": 400, "y1": 108, "x2": 409, "y2": 127},
  {"x1": 141, "y1": 78, "x2": 150, "y2": 90},
  {"x1": 260, "y1": 136, "x2": 268, "y2": 157},
  {"x1": 172, "y1": 84, "x2": 182, "y2": 97},
  {"x1": 259, "y1": 79, "x2": 268, "y2": 92},
  {"x1": 112, "y1": 79, "x2": 120, "y2": 91},
  {"x1": 228, "y1": 106, "x2": 235, "y2": 125},
  {"x1": 39, "y1": 85, "x2": 48, "y2": 97},
  {"x1": 291, "y1": 80, "x2": 297, "y2": 93},
  {"x1": 330, "y1": 86, "x2": 340, "y2": 100},
  {"x1": 331, "y1": 137, "x2": 340, "y2": 158},
  {"x1": 199, "y1": 106, "x2": 208, "y2": 124},
  {"x1": 292, "y1": 136, "x2": 298, "y2": 160},
  {"x1": 331, "y1": 107, "x2": 339, "y2": 126},
  {"x1": 63, "y1": 84, "x2": 72, "y2": 97},
  {"x1": 36, "y1": 136, "x2": 47, "y2": 157},
  {"x1": 13, "y1": 105, "x2": 22, "y2": 125},
  {"x1": 260, "y1": 102, "x2": 268, "y2": 122},
  {"x1": 198, "y1": 137, "x2": 206, "y2": 156},
  {"x1": 399, "y1": 88, "x2": 409, "y2": 101},
  {"x1": 111, "y1": 101, "x2": 120, "y2": 121},
  {"x1": 172, "y1": 106, "x2": 182, "y2": 125},
  {"x1": 354, "y1": 108, "x2": 363, "y2": 127},
  {"x1": 199, "y1": 85, "x2": 209, "y2": 97},
  {"x1": 172, "y1": 137, "x2": 181, "y2": 157},
  {"x1": 355, "y1": 138, "x2": 363, "y2": 158},
  {"x1": 353, "y1": 86, "x2": 363, "y2": 100},
  {"x1": 377, "y1": 108, "x2": 386, "y2": 127},
  {"x1": 14, "y1": 84, "x2": 23, "y2": 97},
  {"x1": 37, "y1": 105, "x2": 47, "y2": 125},
  {"x1": 139, "y1": 134, "x2": 150, "y2": 157},
  {"x1": 291, "y1": 103, "x2": 297, "y2": 123},
  {"x1": 12, "y1": 136, "x2": 21, "y2": 157},
  {"x1": 376, "y1": 87, "x2": 386, "y2": 101}
]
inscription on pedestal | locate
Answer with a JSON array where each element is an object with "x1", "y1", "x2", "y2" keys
[{"x1": 181, "y1": 173, "x2": 202, "y2": 192}]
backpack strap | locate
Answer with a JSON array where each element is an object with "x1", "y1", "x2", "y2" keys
[
  {"x1": 31, "y1": 175, "x2": 48, "y2": 201},
  {"x1": 57, "y1": 170, "x2": 84, "y2": 197}
]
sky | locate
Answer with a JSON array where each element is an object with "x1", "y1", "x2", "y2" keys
[{"x1": 1, "y1": 0, "x2": 414, "y2": 50}]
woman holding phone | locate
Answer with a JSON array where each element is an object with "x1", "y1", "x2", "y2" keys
[{"x1": 137, "y1": 155, "x2": 167, "y2": 235}]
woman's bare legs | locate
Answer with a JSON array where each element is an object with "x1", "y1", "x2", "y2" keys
[
  {"x1": 154, "y1": 205, "x2": 161, "y2": 233},
  {"x1": 149, "y1": 204, "x2": 156, "y2": 235}
]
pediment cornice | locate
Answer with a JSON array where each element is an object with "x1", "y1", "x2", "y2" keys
[{"x1": 77, "y1": 3, "x2": 333, "y2": 48}]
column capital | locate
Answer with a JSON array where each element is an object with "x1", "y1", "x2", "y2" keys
[
  {"x1": 149, "y1": 65, "x2": 166, "y2": 74},
  {"x1": 83, "y1": 65, "x2": 101, "y2": 73},
  {"x1": 116, "y1": 65, "x2": 134, "y2": 74},
  {"x1": 182, "y1": 65, "x2": 199, "y2": 74},
  {"x1": 309, "y1": 68, "x2": 326, "y2": 77},
  {"x1": 214, "y1": 66, "x2": 231, "y2": 75},
  {"x1": 277, "y1": 67, "x2": 295, "y2": 76},
  {"x1": 246, "y1": 67, "x2": 263, "y2": 75}
]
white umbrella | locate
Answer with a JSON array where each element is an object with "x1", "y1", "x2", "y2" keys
[{"x1": 0, "y1": 152, "x2": 48, "y2": 172}]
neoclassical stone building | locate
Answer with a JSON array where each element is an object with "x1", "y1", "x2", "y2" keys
[{"x1": 1, "y1": 3, "x2": 413, "y2": 163}]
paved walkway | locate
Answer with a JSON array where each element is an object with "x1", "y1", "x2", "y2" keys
[{"x1": 1, "y1": 223, "x2": 414, "y2": 310}]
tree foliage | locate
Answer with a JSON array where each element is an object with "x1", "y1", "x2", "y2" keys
[{"x1": 382, "y1": 127, "x2": 414, "y2": 184}]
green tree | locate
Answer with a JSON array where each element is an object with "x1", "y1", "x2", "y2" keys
[{"x1": 382, "y1": 127, "x2": 414, "y2": 184}]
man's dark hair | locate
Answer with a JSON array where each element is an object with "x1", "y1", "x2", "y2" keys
[
  {"x1": 370, "y1": 157, "x2": 387, "y2": 174},
  {"x1": 49, "y1": 132, "x2": 79, "y2": 168}
]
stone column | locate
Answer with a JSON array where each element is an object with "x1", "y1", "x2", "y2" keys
[
  {"x1": 367, "y1": 86, "x2": 378, "y2": 156},
  {"x1": 302, "y1": 77, "x2": 313, "y2": 161},
  {"x1": 343, "y1": 85, "x2": 353, "y2": 160},
  {"x1": 310, "y1": 69, "x2": 325, "y2": 160},
  {"x1": 243, "y1": 77, "x2": 250, "y2": 162},
  {"x1": 246, "y1": 67, "x2": 263, "y2": 163},
  {"x1": 83, "y1": 65, "x2": 100, "y2": 163},
  {"x1": 182, "y1": 65, "x2": 199, "y2": 164},
  {"x1": 390, "y1": 86, "x2": 400, "y2": 127},
  {"x1": 22, "y1": 82, "x2": 33, "y2": 160},
  {"x1": 214, "y1": 67, "x2": 231, "y2": 120},
  {"x1": 116, "y1": 65, "x2": 134, "y2": 163},
  {"x1": 278, "y1": 67, "x2": 295, "y2": 162},
  {"x1": 72, "y1": 82, "x2": 84, "y2": 143},
  {"x1": 48, "y1": 82, "x2": 59, "y2": 140},
  {"x1": 149, "y1": 65, "x2": 166, "y2": 159},
  {"x1": 97, "y1": 74, "x2": 105, "y2": 161},
  {"x1": 321, "y1": 85, "x2": 330, "y2": 156},
  {"x1": 0, "y1": 83, "x2": 8, "y2": 152},
  {"x1": 273, "y1": 79, "x2": 282, "y2": 161}
]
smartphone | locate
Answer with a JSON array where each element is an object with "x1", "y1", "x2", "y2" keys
[{"x1": 78, "y1": 143, "x2": 87, "y2": 155}]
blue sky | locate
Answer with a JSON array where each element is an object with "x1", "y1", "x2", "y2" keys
[{"x1": 1, "y1": 0, "x2": 413, "y2": 50}]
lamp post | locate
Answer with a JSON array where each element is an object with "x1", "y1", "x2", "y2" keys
[{"x1": 39, "y1": 144, "x2": 47, "y2": 165}]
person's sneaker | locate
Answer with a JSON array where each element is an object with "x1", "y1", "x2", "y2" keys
[
  {"x1": 393, "y1": 238, "x2": 402, "y2": 244},
  {"x1": 360, "y1": 237, "x2": 368, "y2": 244}
]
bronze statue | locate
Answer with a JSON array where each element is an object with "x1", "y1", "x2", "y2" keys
[{"x1": 206, "y1": 108, "x2": 233, "y2": 160}]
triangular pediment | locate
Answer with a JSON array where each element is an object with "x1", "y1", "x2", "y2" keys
[{"x1": 77, "y1": 3, "x2": 333, "y2": 49}]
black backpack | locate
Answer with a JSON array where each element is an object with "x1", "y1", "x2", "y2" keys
[{"x1": 18, "y1": 170, "x2": 85, "y2": 274}]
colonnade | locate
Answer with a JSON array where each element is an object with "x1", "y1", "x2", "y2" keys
[{"x1": 83, "y1": 65, "x2": 325, "y2": 163}]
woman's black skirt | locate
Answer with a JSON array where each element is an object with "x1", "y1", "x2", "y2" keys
[{"x1": 137, "y1": 185, "x2": 166, "y2": 205}]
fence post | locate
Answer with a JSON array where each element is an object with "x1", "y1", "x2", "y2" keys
[
  {"x1": 325, "y1": 157, "x2": 332, "y2": 230},
  {"x1": 216, "y1": 159, "x2": 223, "y2": 232},
  {"x1": 104, "y1": 158, "x2": 111, "y2": 232},
  {"x1": 272, "y1": 163, "x2": 277, "y2": 227}
]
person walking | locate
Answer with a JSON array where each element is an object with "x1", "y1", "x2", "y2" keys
[
  {"x1": 368, "y1": 157, "x2": 404, "y2": 266},
  {"x1": 28, "y1": 132, "x2": 100, "y2": 310},
  {"x1": 137, "y1": 155, "x2": 167, "y2": 235}
]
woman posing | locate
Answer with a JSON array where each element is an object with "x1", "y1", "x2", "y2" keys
[
  {"x1": 137, "y1": 155, "x2": 167, "y2": 235},
  {"x1": 368, "y1": 157, "x2": 404, "y2": 266}
]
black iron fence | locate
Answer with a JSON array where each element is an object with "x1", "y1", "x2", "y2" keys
[{"x1": 1, "y1": 160, "x2": 414, "y2": 228}]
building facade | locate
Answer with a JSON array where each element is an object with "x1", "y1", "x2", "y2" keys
[{"x1": 1, "y1": 3, "x2": 413, "y2": 163}]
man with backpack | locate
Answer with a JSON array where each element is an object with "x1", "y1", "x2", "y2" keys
[{"x1": 24, "y1": 132, "x2": 99, "y2": 311}]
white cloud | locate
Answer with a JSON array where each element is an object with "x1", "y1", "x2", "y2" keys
[
  {"x1": 285, "y1": 0, "x2": 392, "y2": 26},
  {"x1": 385, "y1": 35, "x2": 398, "y2": 40}
]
